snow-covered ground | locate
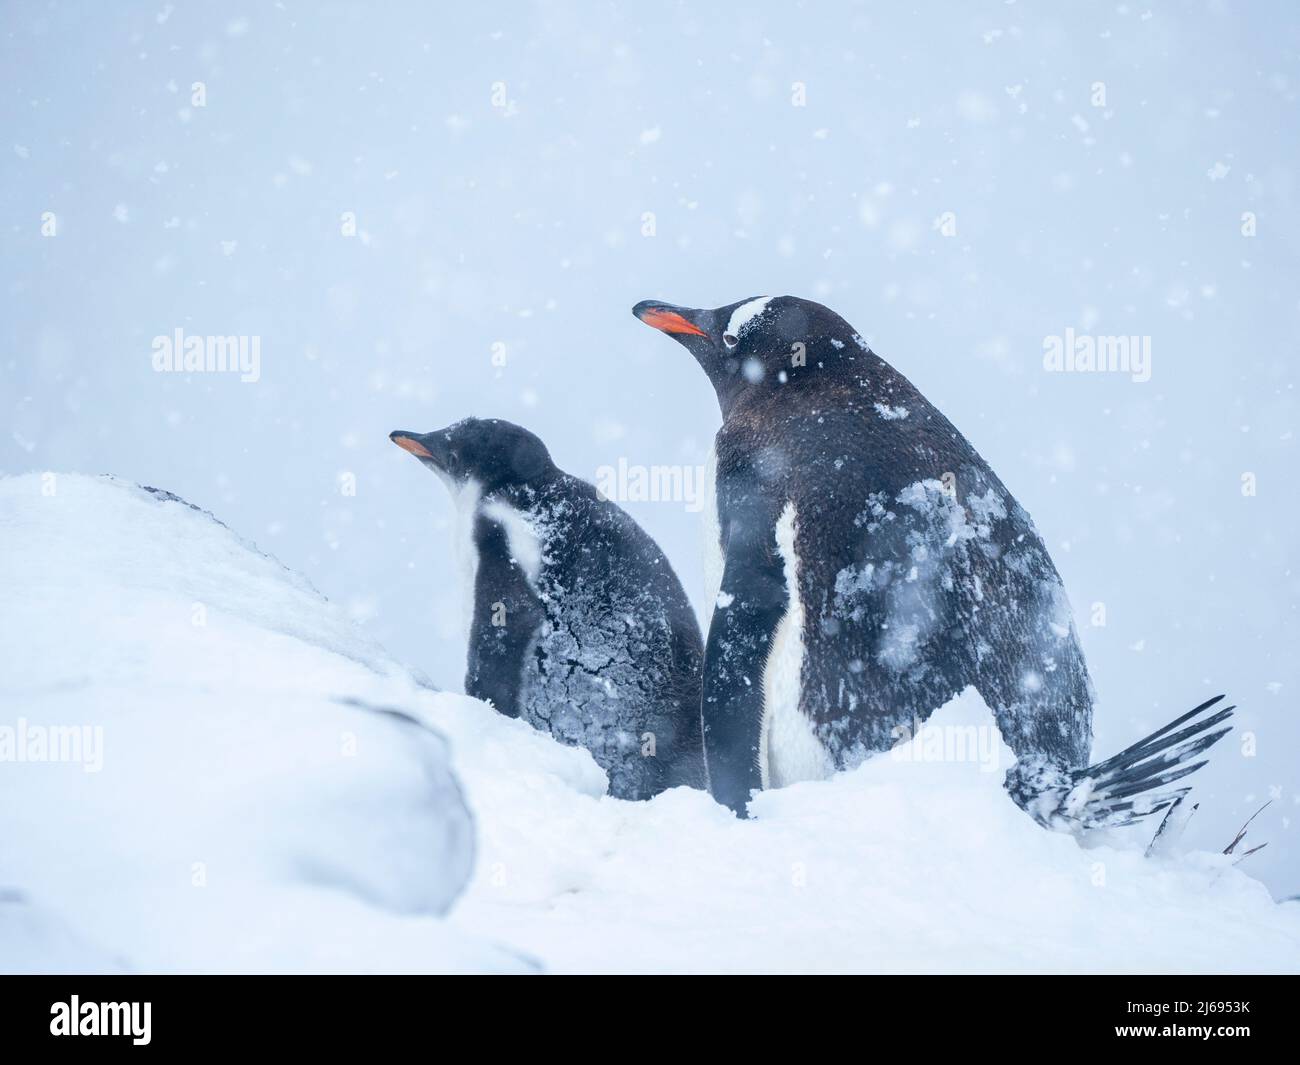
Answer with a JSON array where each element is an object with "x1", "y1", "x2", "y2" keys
[
  {"x1": 2, "y1": 474, "x2": 1297, "y2": 973},
  {"x1": 454, "y1": 695, "x2": 1300, "y2": 974},
  {"x1": 0, "y1": 473, "x2": 528, "y2": 973}
]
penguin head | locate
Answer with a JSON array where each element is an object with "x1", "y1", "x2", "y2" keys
[
  {"x1": 633, "y1": 295, "x2": 863, "y2": 415},
  {"x1": 389, "y1": 418, "x2": 555, "y2": 491}
]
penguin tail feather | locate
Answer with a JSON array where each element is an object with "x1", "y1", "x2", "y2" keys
[{"x1": 1007, "y1": 694, "x2": 1234, "y2": 831}]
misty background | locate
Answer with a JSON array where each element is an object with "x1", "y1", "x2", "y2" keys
[{"x1": 3, "y1": 1, "x2": 1297, "y2": 897}]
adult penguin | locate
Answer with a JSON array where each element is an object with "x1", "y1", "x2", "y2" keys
[{"x1": 633, "y1": 295, "x2": 1231, "y2": 827}]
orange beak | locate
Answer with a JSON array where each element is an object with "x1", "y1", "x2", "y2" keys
[
  {"x1": 637, "y1": 307, "x2": 709, "y2": 338},
  {"x1": 391, "y1": 434, "x2": 433, "y2": 458}
]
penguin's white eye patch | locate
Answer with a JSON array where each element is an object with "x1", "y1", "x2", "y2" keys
[
  {"x1": 723, "y1": 333, "x2": 739, "y2": 349},
  {"x1": 724, "y1": 296, "x2": 774, "y2": 342}
]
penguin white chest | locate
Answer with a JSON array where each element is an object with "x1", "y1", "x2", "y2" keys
[
  {"x1": 701, "y1": 442, "x2": 724, "y2": 611},
  {"x1": 442, "y1": 476, "x2": 483, "y2": 641},
  {"x1": 481, "y1": 499, "x2": 543, "y2": 586},
  {"x1": 760, "y1": 502, "x2": 833, "y2": 789}
]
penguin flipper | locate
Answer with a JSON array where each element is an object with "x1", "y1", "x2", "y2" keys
[{"x1": 1006, "y1": 695, "x2": 1234, "y2": 831}]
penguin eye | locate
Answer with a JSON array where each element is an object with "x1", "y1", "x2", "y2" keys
[{"x1": 722, "y1": 333, "x2": 739, "y2": 349}]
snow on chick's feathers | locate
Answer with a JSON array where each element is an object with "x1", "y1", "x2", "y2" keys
[
  {"x1": 390, "y1": 417, "x2": 705, "y2": 800},
  {"x1": 633, "y1": 294, "x2": 1233, "y2": 827}
]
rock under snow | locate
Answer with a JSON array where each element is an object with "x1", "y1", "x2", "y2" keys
[{"x1": 0, "y1": 473, "x2": 530, "y2": 973}]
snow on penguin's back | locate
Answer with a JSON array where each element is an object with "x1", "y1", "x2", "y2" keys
[{"x1": 0, "y1": 473, "x2": 508, "y2": 972}]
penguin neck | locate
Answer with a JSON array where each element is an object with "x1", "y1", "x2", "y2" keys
[
  {"x1": 713, "y1": 342, "x2": 911, "y2": 419},
  {"x1": 477, "y1": 472, "x2": 560, "y2": 514},
  {"x1": 711, "y1": 337, "x2": 877, "y2": 418},
  {"x1": 711, "y1": 363, "x2": 846, "y2": 419}
]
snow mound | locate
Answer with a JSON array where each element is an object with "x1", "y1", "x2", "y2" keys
[
  {"x1": 3, "y1": 473, "x2": 1297, "y2": 973},
  {"x1": 0, "y1": 473, "x2": 535, "y2": 973},
  {"x1": 453, "y1": 696, "x2": 1300, "y2": 974}
]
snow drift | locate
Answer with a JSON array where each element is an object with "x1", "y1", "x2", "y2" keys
[
  {"x1": 0, "y1": 473, "x2": 528, "y2": 973},
  {"x1": 1, "y1": 472, "x2": 1297, "y2": 973},
  {"x1": 456, "y1": 690, "x2": 1300, "y2": 973}
]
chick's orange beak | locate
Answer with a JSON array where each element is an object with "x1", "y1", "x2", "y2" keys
[
  {"x1": 391, "y1": 434, "x2": 433, "y2": 458},
  {"x1": 636, "y1": 307, "x2": 709, "y2": 338}
]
